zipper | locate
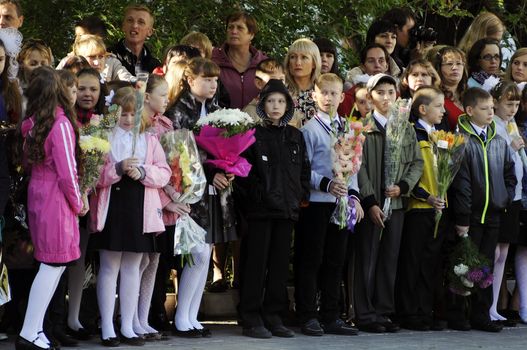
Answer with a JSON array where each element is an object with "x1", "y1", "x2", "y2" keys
[{"x1": 240, "y1": 73, "x2": 244, "y2": 107}]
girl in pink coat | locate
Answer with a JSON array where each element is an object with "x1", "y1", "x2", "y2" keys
[
  {"x1": 17, "y1": 66, "x2": 86, "y2": 350},
  {"x1": 90, "y1": 86, "x2": 171, "y2": 346}
]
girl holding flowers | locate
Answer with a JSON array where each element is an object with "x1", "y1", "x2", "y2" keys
[
  {"x1": 396, "y1": 86, "x2": 448, "y2": 331},
  {"x1": 17, "y1": 66, "x2": 86, "y2": 350},
  {"x1": 90, "y1": 87, "x2": 170, "y2": 346},
  {"x1": 489, "y1": 81, "x2": 524, "y2": 324}
]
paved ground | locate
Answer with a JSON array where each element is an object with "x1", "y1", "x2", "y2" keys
[{"x1": 1, "y1": 322, "x2": 527, "y2": 350}]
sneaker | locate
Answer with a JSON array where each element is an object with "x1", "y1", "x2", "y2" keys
[
  {"x1": 322, "y1": 319, "x2": 358, "y2": 336},
  {"x1": 301, "y1": 319, "x2": 324, "y2": 336}
]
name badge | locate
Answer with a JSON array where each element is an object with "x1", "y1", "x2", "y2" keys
[{"x1": 262, "y1": 155, "x2": 268, "y2": 161}]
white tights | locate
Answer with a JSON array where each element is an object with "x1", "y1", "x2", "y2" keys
[
  {"x1": 133, "y1": 252, "x2": 160, "y2": 335},
  {"x1": 97, "y1": 250, "x2": 142, "y2": 340},
  {"x1": 19, "y1": 263, "x2": 66, "y2": 349},
  {"x1": 490, "y1": 243, "x2": 509, "y2": 320},
  {"x1": 516, "y1": 246, "x2": 527, "y2": 322},
  {"x1": 174, "y1": 244, "x2": 211, "y2": 331},
  {"x1": 67, "y1": 228, "x2": 90, "y2": 331}
]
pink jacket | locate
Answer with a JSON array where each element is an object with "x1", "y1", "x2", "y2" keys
[
  {"x1": 22, "y1": 107, "x2": 82, "y2": 264},
  {"x1": 148, "y1": 113, "x2": 180, "y2": 226},
  {"x1": 212, "y1": 43, "x2": 268, "y2": 109},
  {"x1": 89, "y1": 131, "x2": 171, "y2": 234}
]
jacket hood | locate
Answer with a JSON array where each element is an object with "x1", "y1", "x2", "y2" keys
[
  {"x1": 457, "y1": 114, "x2": 497, "y2": 141},
  {"x1": 256, "y1": 79, "x2": 294, "y2": 127}
]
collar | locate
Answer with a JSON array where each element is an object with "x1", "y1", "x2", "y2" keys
[
  {"x1": 115, "y1": 126, "x2": 134, "y2": 138},
  {"x1": 417, "y1": 118, "x2": 435, "y2": 134},
  {"x1": 373, "y1": 110, "x2": 388, "y2": 128},
  {"x1": 469, "y1": 121, "x2": 487, "y2": 136},
  {"x1": 123, "y1": 41, "x2": 146, "y2": 59}
]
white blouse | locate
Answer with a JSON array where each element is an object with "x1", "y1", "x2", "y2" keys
[{"x1": 110, "y1": 126, "x2": 147, "y2": 164}]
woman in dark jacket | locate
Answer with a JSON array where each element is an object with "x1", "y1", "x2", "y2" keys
[{"x1": 236, "y1": 79, "x2": 310, "y2": 338}]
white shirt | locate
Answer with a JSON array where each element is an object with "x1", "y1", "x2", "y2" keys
[
  {"x1": 373, "y1": 110, "x2": 388, "y2": 128},
  {"x1": 469, "y1": 122, "x2": 487, "y2": 139},
  {"x1": 110, "y1": 126, "x2": 147, "y2": 164},
  {"x1": 418, "y1": 118, "x2": 436, "y2": 135}
]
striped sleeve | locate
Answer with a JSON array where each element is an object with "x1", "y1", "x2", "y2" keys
[{"x1": 52, "y1": 120, "x2": 83, "y2": 214}]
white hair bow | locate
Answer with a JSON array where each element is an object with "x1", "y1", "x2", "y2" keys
[{"x1": 0, "y1": 27, "x2": 22, "y2": 81}]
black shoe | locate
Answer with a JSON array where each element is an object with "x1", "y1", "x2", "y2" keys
[
  {"x1": 53, "y1": 328, "x2": 78, "y2": 347},
  {"x1": 322, "y1": 319, "x2": 358, "y2": 336},
  {"x1": 356, "y1": 322, "x2": 386, "y2": 333},
  {"x1": 100, "y1": 337, "x2": 120, "y2": 347},
  {"x1": 144, "y1": 332, "x2": 162, "y2": 341},
  {"x1": 401, "y1": 318, "x2": 430, "y2": 331},
  {"x1": 242, "y1": 326, "x2": 272, "y2": 339},
  {"x1": 380, "y1": 320, "x2": 400, "y2": 333},
  {"x1": 15, "y1": 336, "x2": 52, "y2": 350},
  {"x1": 172, "y1": 327, "x2": 202, "y2": 338},
  {"x1": 196, "y1": 328, "x2": 212, "y2": 338},
  {"x1": 503, "y1": 319, "x2": 517, "y2": 327},
  {"x1": 66, "y1": 327, "x2": 91, "y2": 341},
  {"x1": 471, "y1": 320, "x2": 503, "y2": 333},
  {"x1": 301, "y1": 319, "x2": 324, "y2": 336},
  {"x1": 269, "y1": 325, "x2": 295, "y2": 338},
  {"x1": 120, "y1": 335, "x2": 145, "y2": 345},
  {"x1": 208, "y1": 279, "x2": 228, "y2": 293},
  {"x1": 448, "y1": 320, "x2": 471, "y2": 331},
  {"x1": 431, "y1": 319, "x2": 447, "y2": 331}
]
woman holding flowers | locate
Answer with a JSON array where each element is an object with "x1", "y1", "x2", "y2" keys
[
  {"x1": 90, "y1": 87, "x2": 170, "y2": 346},
  {"x1": 17, "y1": 66, "x2": 86, "y2": 350}
]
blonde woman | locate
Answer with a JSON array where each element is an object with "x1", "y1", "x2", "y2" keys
[
  {"x1": 284, "y1": 38, "x2": 322, "y2": 125},
  {"x1": 505, "y1": 48, "x2": 527, "y2": 84}
]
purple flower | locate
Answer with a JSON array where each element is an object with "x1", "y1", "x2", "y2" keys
[
  {"x1": 482, "y1": 266, "x2": 491, "y2": 275},
  {"x1": 479, "y1": 275, "x2": 493, "y2": 289},
  {"x1": 467, "y1": 268, "x2": 484, "y2": 282}
]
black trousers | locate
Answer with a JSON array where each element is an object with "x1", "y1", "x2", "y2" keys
[
  {"x1": 294, "y1": 203, "x2": 349, "y2": 324},
  {"x1": 396, "y1": 210, "x2": 447, "y2": 321},
  {"x1": 353, "y1": 209, "x2": 404, "y2": 324},
  {"x1": 239, "y1": 218, "x2": 293, "y2": 328},
  {"x1": 447, "y1": 219, "x2": 499, "y2": 324}
]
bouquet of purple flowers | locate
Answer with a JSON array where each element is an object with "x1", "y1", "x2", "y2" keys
[{"x1": 447, "y1": 233, "x2": 493, "y2": 296}]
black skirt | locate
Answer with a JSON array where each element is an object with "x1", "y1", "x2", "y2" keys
[
  {"x1": 94, "y1": 175, "x2": 156, "y2": 253},
  {"x1": 499, "y1": 200, "x2": 521, "y2": 244}
]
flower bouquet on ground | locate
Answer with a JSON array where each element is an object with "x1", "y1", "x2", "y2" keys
[
  {"x1": 78, "y1": 104, "x2": 121, "y2": 194},
  {"x1": 194, "y1": 109, "x2": 257, "y2": 229},
  {"x1": 329, "y1": 117, "x2": 371, "y2": 230},
  {"x1": 429, "y1": 130, "x2": 466, "y2": 238},
  {"x1": 382, "y1": 98, "x2": 412, "y2": 221},
  {"x1": 160, "y1": 129, "x2": 207, "y2": 266},
  {"x1": 447, "y1": 233, "x2": 493, "y2": 296}
]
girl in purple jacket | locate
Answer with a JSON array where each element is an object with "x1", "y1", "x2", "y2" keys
[{"x1": 17, "y1": 66, "x2": 86, "y2": 350}]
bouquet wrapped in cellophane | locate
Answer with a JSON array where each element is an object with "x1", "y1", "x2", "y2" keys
[
  {"x1": 429, "y1": 130, "x2": 466, "y2": 238},
  {"x1": 382, "y1": 98, "x2": 412, "y2": 221},
  {"x1": 329, "y1": 117, "x2": 371, "y2": 230},
  {"x1": 78, "y1": 104, "x2": 121, "y2": 193},
  {"x1": 160, "y1": 129, "x2": 207, "y2": 265},
  {"x1": 447, "y1": 233, "x2": 493, "y2": 296},
  {"x1": 506, "y1": 118, "x2": 527, "y2": 172}
]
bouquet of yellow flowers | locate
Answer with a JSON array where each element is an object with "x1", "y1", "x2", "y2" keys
[
  {"x1": 429, "y1": 130, "x2": 466, "y2": 237},
  {"x1": 506, "y1": 118, "x2": 527, "y2": 172},
  {"x1": 330, "y1": 117, "x2": 371, "y2": 230},
  {"x1": 78, "y1": 104, "x2": 121, "y2": 194}
]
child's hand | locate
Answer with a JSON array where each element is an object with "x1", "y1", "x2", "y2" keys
[
  {"x1": 79, "y1": 192, "x2": 89, "y2": 217},
  {"x1": 164, "y1": 185, "x2": 181, "y2": 202},
  {"x1": 213, "y1": 173, "x2": 230, "y2": 190},
  {"x1": 368, "y1": 205, "x2": 385, "y2": 228},
  {"x1": 165, "y1": 202, "x2": 191, "y2": 215},
  {"x1": 122, "y1": 157, "x2": 140, "y2": 172},
  {"x1": 455, "y1": 225, "x2": 469, "y2": 237},
  {"x1": 329, "y1": 179, "x2": 348, "y2": 197},
  {"x1": 385, "y1": 185, "x2": 401, "y2": 198},
  {"x1": 511, "y1": 137, "x2": 525, "y2": 151},
  {"x1": 352, "y1": 197, "x2": 364, "y2": 223},
  {"x1": 127, "y1": 167, "x2": 142, "y2": 180},
  {"x1": 426, "y1": 195, "x2": 446, "y2": 211}
]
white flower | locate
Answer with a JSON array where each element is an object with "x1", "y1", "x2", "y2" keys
[
  {"x1": 454, "y1": 263, "x2": 469, "y2": 276},
  {"x1": 196, "y1": 108, "x2": 254, "y2": 127},
  {"x1": 482, "y1": 76, "x2": 501, "y2": 92},
  {"x1": 461, "y1": 276, "x2": 474, "y2": 288},
  {"x1": 105, "y1": 90, "x2": 115, "y2": 107}
]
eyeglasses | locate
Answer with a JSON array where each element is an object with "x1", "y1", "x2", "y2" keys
[
  {"x1": 480, "y1": 54, "x2": 500, "y2": 62},
  {"x1": 441, "y1": 62, "x2": 464, "y2": 69}
]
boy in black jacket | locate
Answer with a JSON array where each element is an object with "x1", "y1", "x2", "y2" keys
[
  {"x1": 236, "y1": 79, "x2": 311, "y2": 338},
  {"x1": 449, "y1": 87, "x2": 516, "y2": 332}
]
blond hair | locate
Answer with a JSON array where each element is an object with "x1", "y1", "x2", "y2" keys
[
  {"x1": 315, "y1": 73, "x2": 343, "y2": 90},
  {"x1": 73, "y1": 34, "x2": 106, "y2": 56},
  {"x1": 458, "y1": 12, "x2": 504, "y2": 53},
  {"x1": 166, "y1": 60, "x2": 187, "y2": 105},
  {"x1": 505, "y1": 48, "x2": 527, "y2": 82},
  {"x1": 112, "y1": 86, "x2": 149, "y2": 133},
  {"x1": 400, "y1": 59, "x2": 441, "y2": 98},
  {"x1": 180, "y1": 31, "x2": 213, "y2": 59},
  {"x1": 123, "y1": 4, "x2": 154, "y2": 27},
  {"x1": 284, "y1": 38, "x2": 321, "y2": 95}
]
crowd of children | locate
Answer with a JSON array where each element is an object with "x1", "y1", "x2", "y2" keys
[{"x1": 3, "y1": 1, "x2": 527, "y2": 349}]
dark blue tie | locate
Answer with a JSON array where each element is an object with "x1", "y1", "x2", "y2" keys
[{"x1": 479, "y1": 130, "x2": 486, "y2": 142}]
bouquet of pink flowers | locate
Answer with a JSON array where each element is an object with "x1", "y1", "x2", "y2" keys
[{"x1": 329, "y1": 118, "x2": 371, "y2": 230}]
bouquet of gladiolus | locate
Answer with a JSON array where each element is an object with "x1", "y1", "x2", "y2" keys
[
  {"x1": 194, "y1": 109, "x2": 257, "y2": 230},
  {"x1": 507, "y1": 118, "x2": 527, "y2": 172},
  {"x1": 160, "y1": 129, "x2": 207, "y2": 266},
  {"x1": 448, "y1": 233, "x2": 493, "y2": 296},
  {"x1": 382, "y1": 98, "x2": 412, "y2": 221},
  {"x1": 429, "y1": 130, "x2": 466, "y2": 238},
  {"x1": 78, "y1": 104, "x2": 121, "y2": 193},
  {"x1": 329, "y1": 117, "x2": 371, "y2": 230}
]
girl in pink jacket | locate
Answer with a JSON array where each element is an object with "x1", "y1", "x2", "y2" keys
[
  {"x1": 90, "y1": 86, "x2": 170, "y2": 346},
  {"x1": 17, "y1": 67, "x2": 86, "y2": 350}
]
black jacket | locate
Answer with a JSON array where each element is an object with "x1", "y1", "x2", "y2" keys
[
  {"x1": 451, "y1": 115, "x2": 517, "y2": 226},
  {"x1": 235, "y1": 124, "x2": 311, "y2": 221},
  {"x1": 165, "y1": 90, "x2": 219, "y2": 131},
  {"x1": 108, "y1": 39, "x2": 161, "y2": 75}
]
